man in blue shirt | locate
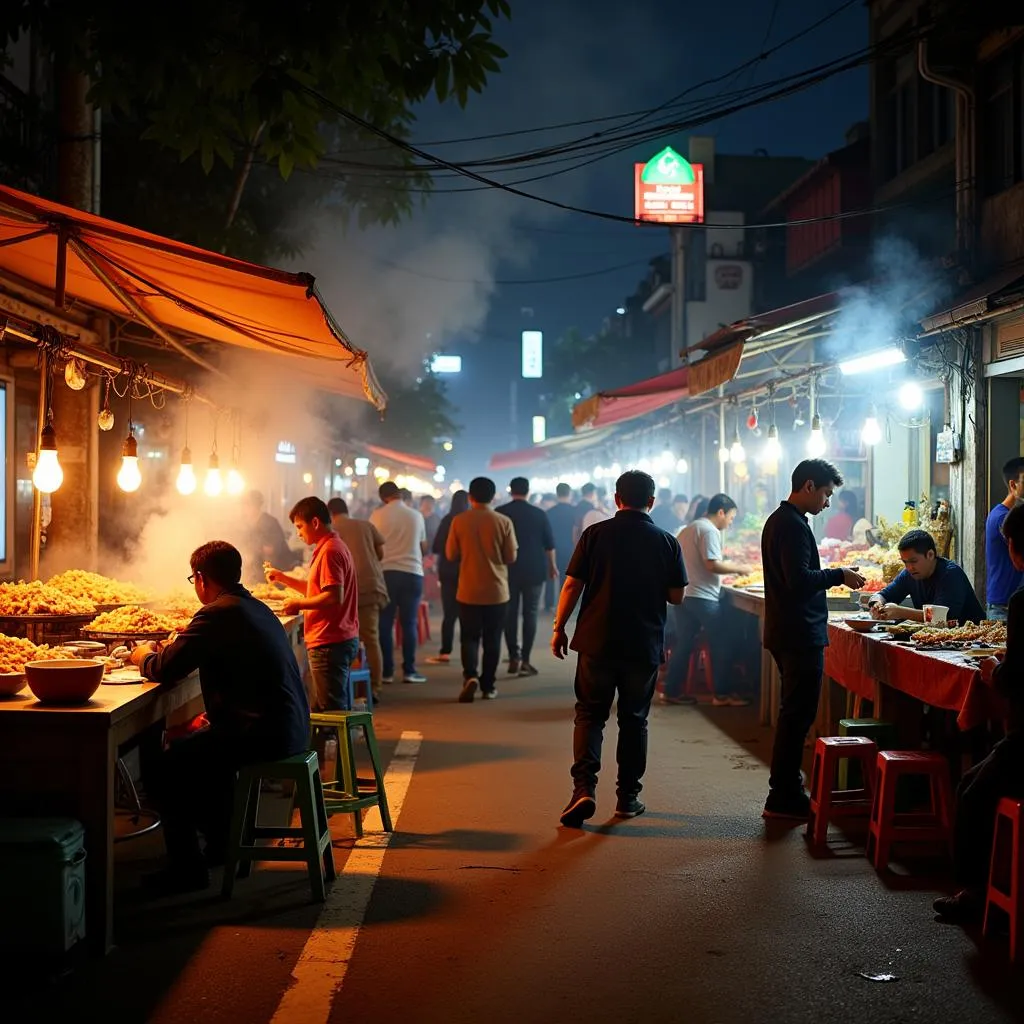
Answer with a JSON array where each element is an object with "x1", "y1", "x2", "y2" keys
[
  {"x1": 868, "y1": 529, "x2": 985, "y2": 624},
  {"x1": 985, "y1": 456, "x2": 1024, "y2": 622}
]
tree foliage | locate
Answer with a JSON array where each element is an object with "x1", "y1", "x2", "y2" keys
[
  {"x1": 359, "y1": 367, "x2": 461, "y2": 457},
  {"x1": 1, "y1": 0, "x2": 510, "y2": 255}
]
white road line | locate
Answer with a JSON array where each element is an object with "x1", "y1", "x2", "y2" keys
[{"x1": 269, "y1": 730, "x2": 423, "y2": 1024}]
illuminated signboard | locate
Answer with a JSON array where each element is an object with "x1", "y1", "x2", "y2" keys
[
  {"x1": 275, "y1": 441, "x2": 297, "y2": 464},
  {"x1": 532, "y1": 415, "x2": 546, "y2": 443},
  {"x1": 633, "y1": 147, "x2": 705, "y2": 225},
  {"x1": 522, "y1": 330, "x2": 543, "y2": 379},
  {"x1": 430, "y1": 354, "x2": 462, "y2": 374}
]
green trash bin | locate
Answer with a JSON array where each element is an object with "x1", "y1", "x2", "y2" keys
[{"x1": 0, "y1": 818, "x2": 86, "y2": 954}]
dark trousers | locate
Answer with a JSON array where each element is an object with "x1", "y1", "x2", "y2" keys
[
  {"x1": 543, "y1": 577, "x2": 555, "y2": 612},
  {"x1": 380, "y1": 569, "x2": 424, "y2": 676},
  {"x1": 571, "y1": 654, "x2": 659, "y2": 797},
  {"x1": 458, "y1": 601, "x2": 507, "y2": 692},
  {"x1": 663, "y1": 598, "x2": 731, "y2": 698},
  {"x1": 141, "y1": 728, "x2": 251, "y2": 871},
  {"x1": 307, "y1": 637, "x2": 360, "y2": 711},
  {"x1": 767, "y1": 647, "x2": 825, "y2": 796},
  {"x1": 505, "y1": 579, "x2": 544, "y2": 663},
  {"x1": 439, "y1": 576, "x2": 459, "y2": 655},
  {"x1": 953, "y1": 733, "x2": 1024, "y2": 889}
]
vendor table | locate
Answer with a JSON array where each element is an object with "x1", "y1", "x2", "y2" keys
[
  {"x1": 720, "y1": 586, "x2": 779, "y2": 726},
  {"x1": 0, "y1": 613, "x2": 302, "y2": 955}
]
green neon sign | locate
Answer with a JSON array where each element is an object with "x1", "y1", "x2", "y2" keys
[{"x1": 640, "y1": 146, "x2": 695, "y2": 185}]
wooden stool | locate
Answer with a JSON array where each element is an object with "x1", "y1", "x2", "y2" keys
[
  {"x1": 806, "y1": 736, "x2": 878, "y2": 848},
  {"x1": 866, "y1": 750, "x2": 954, "y2": 871},
  {"x1": 310, "y1": 711, "x2": 393, "y2": 838},
  {"x1": 684, "y1": 635, "x2": 714, "y2": 699},
  {"x1": 983, "y1": 798, "x2": 1024, "y2": 962},
  {"x1": 222, "y1": 751, "x2": 335, "y2": 902}
]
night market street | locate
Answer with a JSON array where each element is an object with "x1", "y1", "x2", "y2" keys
[{"x1": 3, "y1": 612, "x2": 1021, "y2": 1024}]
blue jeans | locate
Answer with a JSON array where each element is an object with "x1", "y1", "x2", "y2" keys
[
  {"x1": 307, "y1": 637, "x2": 360, "y2": 712},
  {"x1": 987, "y1": 604, "x2": 1008, "y2": 622},
  {"x1": 380, "y1": 570, "x2": 424, "y2": 677}
]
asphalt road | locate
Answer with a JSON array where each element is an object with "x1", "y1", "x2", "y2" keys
[{"x1": 4, "y1": 625, "x2": 1023, "y2": 1023}]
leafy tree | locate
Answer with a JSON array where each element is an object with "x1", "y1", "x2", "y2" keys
[
  {"x1": 357, "y1": 366, "x2": 461, "y2": 457},
  {"x1": 1, "y1": 0, "x2": 510, "y2": 256}
]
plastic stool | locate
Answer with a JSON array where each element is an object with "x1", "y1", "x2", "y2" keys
[
  {"x1": 310, "y1": 711, "x2": 393, "y2": 838},
  {"x1": 222, "y1": 751, "x2": 335, "y2": 901},
  {"x1": 866, "y1": 750, "x2": 953, "y2": 871},
  {"x1": 395, "y1": 600, "x2": 431, "y2": 648},
  {"x1": 838, "y1": 719, "x2": 896, "y2": 790},
  {"x1": 349, "y1": 642, "x2": 373, "y2": 711},
  {"x1": 684, "y1": 635, "x2": 714, "y2": 698},
  {"x1": 806, "y1": 736, "x2": 877, "y2": 848},
  {"x1": 983, "y1": 798, "x2": 1024, "y2": 962}
]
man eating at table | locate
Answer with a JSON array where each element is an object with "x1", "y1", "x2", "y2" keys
[
  {"x1": 867, "y1": 529, "x2": 985, "y2": 625},
  {"x1": 131, "y1": 540, "x2": 309, "y2": 895}
]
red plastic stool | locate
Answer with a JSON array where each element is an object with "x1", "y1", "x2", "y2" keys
[
  {"x1": 866, "y1": 750, "x2": 954, "y2": 871},
  {"x1": 395, "y1": 600, "x2": 432, "y2": 647},
  {"x1": 983, "y1": 798, "x2": 1024, "y2": 962},
  {"x1": 684, "y1": 635, "x2": 714, "y2": 698},
  {"x1": 806, "y1": 736, "x2": 878, "y2": 848}
]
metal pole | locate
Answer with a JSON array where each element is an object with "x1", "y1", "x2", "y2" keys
[
  {"x1": 29, "y1": 351, "x2": 47, "y2": 581},
  {"x1": 718, "y1": 386, "x2": 726, "y2": 493}
]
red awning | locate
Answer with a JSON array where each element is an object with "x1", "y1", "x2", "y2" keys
[
  {"x1": 487, "y1": 426, "x2": 619, "y2": 472},
  {"x1": 363, "y1": 443, "x2": 436, "y2": 473},
  {"x1": 488, "y1": 446, "x2": 549, "y2": 472},
  {"x1": 571, "y1": 366, "x2": 689, "y2": 431},
  {"x1": 0, "y1": 184, "x2": 385, "y2": 408}
]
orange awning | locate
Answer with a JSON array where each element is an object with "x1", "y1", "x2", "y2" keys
[
  {"x1": 0, "y1": 184, "x2": 385, "y2": 409},
  {"x1": 362, "y1": 443, "x2": 436, "y2": 474}
]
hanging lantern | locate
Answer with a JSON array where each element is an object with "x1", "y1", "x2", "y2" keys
[{"x1": 64, "y1": 358, "x2": 86, "y2": 391}]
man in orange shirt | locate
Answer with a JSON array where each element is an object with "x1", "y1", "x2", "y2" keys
[{"x1": 267, "y1": 495, "x2": 360, "y2": 711}]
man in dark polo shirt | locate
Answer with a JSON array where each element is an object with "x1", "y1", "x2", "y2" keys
[
  {"x1": 761, "y1": 459, "x2": 865, "y2": 820},
  {"x1": 552, "y1": 470, "x2": 686, "y2": 826},
  {"x1": 496, "y1": 477, "x2": 558, "y2": 676}
]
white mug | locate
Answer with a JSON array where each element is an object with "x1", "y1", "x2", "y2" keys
[{"x1": 923, "y1": 604, "x2": 949, "y2": 625}]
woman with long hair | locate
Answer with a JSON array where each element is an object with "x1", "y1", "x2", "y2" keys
[{"x1": 426, "y1": 489, "x2": 470, "y2": 664}]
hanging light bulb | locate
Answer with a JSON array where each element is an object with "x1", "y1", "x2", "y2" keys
[
  {"x1": 898, "y1": 380, "x2": 924, "y2": 411},
  {"x1": 861, "y1": 405, "x2": 883, "y2": 446},
  {"x1": 764, "y1": 423, "x2": 782, "y2": 460},
  {"x1": 176, "y1": 446, "x2": 197, "y2": 495},
  {"x1": 32, "y1": 423, "x2": 64, "y2": 493},
  {"x1": 675, "y1": 457, "x2": 689, "y2": 474},
  {"x1": 204, "y1": 452, "x2": 223, "y2": 497},
  {"x1": 64, "y1": 358, "x2": 86, "y2": 391},
  {"x1": 729, "y1": 426, "x2": 745, "y2": 464},
  {"x1": 718, "y1": 445, "x2": 730, "y2": 464},
  {"x1": 226, "y1": 464, "x2": 245, "y2": 496},
  {"x1": 116, "y1": 432, "x2": 142, "y2": 492},
  {"x1": 807, "y1": 414, "x2": 827, "y2": 457}
]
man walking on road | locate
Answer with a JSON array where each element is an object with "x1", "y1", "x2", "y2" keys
[
  {"x1": 552, "y1": 470, "x2": 687, "y2": 826},
  {"x1": 446, "y1": 476, "x2": 518, "y2": 702},
  {"x1": 545, "y1": 483, "x2": 577, "y2": 612},
  {"x1": 371, "y1": 480, "x2": 428, "y2": 684},
  {"x1": 761, "y1": 459, "x2": 864, "y2": 819},
  {"x1": 496, "y1": 476, "x2": 558, "y2": 677}
]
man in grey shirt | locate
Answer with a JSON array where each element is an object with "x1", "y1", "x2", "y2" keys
[{"x1": 661, "y1": 493, "x2": 754, "y2": 707}]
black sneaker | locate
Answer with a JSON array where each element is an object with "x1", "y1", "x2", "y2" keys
[
  {"x1": 761, "y1": 791, "x2": 811, "y2": 820},
  {"x1": 559, "y1": 791, "x2": 596, "y2": 828},
  {"x1": 933, "y1": 889, "x2": 983, "y2": 923},
  {"x1": 614, "y1": 796, "x2": 646, "y2": 818},
  {"x1": 458, "y1": 677, "x2": 478, "y2": 703},
  {"x1": 507, "y1": 658, "x2": 521, "y2": 675},
  {"x1": 518, "y1": 662, "x2": 539, "y2": 677}
]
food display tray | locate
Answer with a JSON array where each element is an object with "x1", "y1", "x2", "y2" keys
[
  {"x1": 0, "y1": 613, "x2": 94, "y2": 644},
  {"x1": 79, "y1": 629, "x2": 172, "y2": 642}
]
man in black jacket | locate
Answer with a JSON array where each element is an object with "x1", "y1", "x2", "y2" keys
[
  {"x1": 934, "y1": 502, "x2": 1024, "y2": 922},
  {"x1": 131, "y1": 540, "x2": 309, "y2": 894},
  {"x1": 761, "y1": 459, "x2": 864, "y2": 819}
]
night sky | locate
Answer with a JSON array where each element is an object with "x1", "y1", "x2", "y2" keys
[{"x1": 307, "y1": 0, "x2": 871, "y2": 477}]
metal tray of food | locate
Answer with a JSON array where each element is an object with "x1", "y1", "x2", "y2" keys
[
  {"x1": 0, "y1": 613, "x2": 95, "y2": 623},
  {"x1": 80, "y1": 628, "x2": 173, "y2": 642}
]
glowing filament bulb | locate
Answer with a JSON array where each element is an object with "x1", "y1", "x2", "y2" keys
[
  {"x1": 32, "y1": 425, "x2": 63, "y2": 493},
  {"x1": 117, "y1": 434, "x2": 142, "y2": 493},
  {"x1": 204, "y1": 453, "x2": 223, "y2": 497},
  {"x1": 176, "y1": 447, "x2": 197, "y2": 495}
]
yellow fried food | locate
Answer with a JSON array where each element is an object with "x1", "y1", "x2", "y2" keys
[
  {"x1": 913, "y1": 622, "x2": 1007, "y2": 647},
  {"x1": 0, "y1": 633, "x2": 75, "y2": 673},
  {"x1": 0, "y1": 580, "x2": 95, "y2": 616},
  {"x1": 85, "y1": 605, "x2": 176, "y2": 635},
  {"x1": 249, "y1": 582, "x2": 289, "y2": 602},
  {"x1": 46, "y1": 569, "x2": 149, "y2": 606}
]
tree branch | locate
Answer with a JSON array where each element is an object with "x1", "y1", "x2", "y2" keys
[{"x1": 224, "y1": 121, "x2": 266, "y2": 232}]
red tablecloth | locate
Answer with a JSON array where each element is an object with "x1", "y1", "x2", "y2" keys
[{"x1": 826, "y1": 623, "x2": 1006, "y2": 731}]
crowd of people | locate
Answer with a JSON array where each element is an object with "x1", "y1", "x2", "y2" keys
[{"x1": 128, "y1": 458, "x2": 1020, "y2": 940}]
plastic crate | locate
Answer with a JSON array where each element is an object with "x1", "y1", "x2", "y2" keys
[{"x1": 0, "y1": 817, "x2": 86, "y2": 954}]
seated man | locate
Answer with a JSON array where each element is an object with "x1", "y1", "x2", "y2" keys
[
  {"x1": 131, "y1": 540, "x2": 310, "y2": 895},
  {"x1": 867, "y1": 529, "x2": 985, "y2": 624},
  {"x1": 934, "y1": 503, "x2": 1024, "y2": 921}
]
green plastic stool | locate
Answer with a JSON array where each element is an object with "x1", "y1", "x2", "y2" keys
[
  {"x1": 222, "y1": 751, "x2": 336, "y2": 902},
  {"x1": 310, "y1": 711, "x2": 393, "y2": 838},
  {"x1": 839, "y1": 719, "x2": 897, "y2": 790}
]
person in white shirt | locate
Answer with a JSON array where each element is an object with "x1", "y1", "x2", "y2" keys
[
  {"x1": 370, "y1": 480, "x2": 428, "y2": 683},
  {"x1": 660, "y1": 493, "x2": 754, "y2": 707}
]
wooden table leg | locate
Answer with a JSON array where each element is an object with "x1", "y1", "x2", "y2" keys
[{"x1": 79, "y1": 728, "x2": 117, "y2": 954}]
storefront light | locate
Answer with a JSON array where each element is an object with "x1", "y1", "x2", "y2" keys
[
  {"x1": 764, "y1": 424, "x2": 782, "y2": 461},
  {"x1": 226, "y1": 465, "x2": 245, "y2": 496},
  {"x1": 676, "y1": 457, "x2": 689, "y2": 474},
  {"x1": 806, "y1": 415, "x2": 826, "y2": 457},
  {"x1": 898, "y1": 381, "x2": 924, "y2": 411},
  {"x1": 838, "y1": 346, "x2": 905, "y2": 376},
  {"x1": 32, "y1": 423, "x2": 64, "y2": 493},
  {"x1": 717, "y1": 445, "x2": 730, "y2": 464},
  {"x1": 861, "y1": 406, "x2": 883, "y2": 446},
  {"x1": 176, "y1": 447, "x2": 197, "y2": 495},
  {"x1": 204, "y1": 452, "x2": 223, "y2": 497},
  {"x1": 116, "y1": 432, "x2": 142, "y2": 492},
  {"x1": 728, "y1": 428, "x2": 745, "y2": 464}
]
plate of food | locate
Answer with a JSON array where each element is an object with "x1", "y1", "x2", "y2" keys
[{"x1": 842, "y1": 616, "x2": 879, "y2": 634}]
